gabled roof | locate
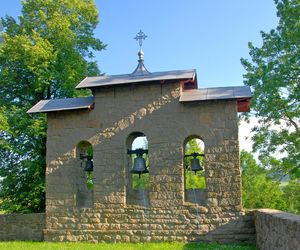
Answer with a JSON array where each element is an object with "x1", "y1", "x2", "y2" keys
[
  {"x1": 76, "y1": 69, "x2": 196, "y2": 89},
  {"x1": 27, "y1": 96, "x2": 94, "y2": 114},
  {"x1": 27, "y1": 71, "x2": 252, "y2": 114},
  {"x1": 179, "y1": 86, "x2": 251, "y2": 102}
]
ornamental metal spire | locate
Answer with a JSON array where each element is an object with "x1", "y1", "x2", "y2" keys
[
  {"x1": 131, "y1": 30, "x2": 150, "y2": 76},
  {"x1": 134, "y1": 30, "x2": 147, "y2": 48}
]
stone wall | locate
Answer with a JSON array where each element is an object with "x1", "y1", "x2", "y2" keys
[
  {"x1": 2, "y1": 208, "x2": 300, "y2": 247},
  {"x1": 255, "y1": 209, "x2": 300, "y2": 250},
  {"x1": 0, "y1": 213, "x2": 45, "y2": 241},
  {"x1": 44, "y1": 81, "x2": 248, "y2": 242},
  {"x1": 44, "y1": 209, "x2": 255, "y2": 243}
]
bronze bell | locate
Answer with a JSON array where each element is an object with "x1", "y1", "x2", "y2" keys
[
  {"x1": 84, "y1": 156, "x2": 94, "y2": 172},
  {"x1": 127, "y1": 148, "x2": 149, "y2": 177},
  {"x1": 130, "y1": 155, "x2": 149, "y2": 177},
  {"x1": 190, "y1": 157, "x2": 203, "y2": 173}
]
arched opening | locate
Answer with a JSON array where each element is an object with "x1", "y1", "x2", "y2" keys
[
  {"x1": 183, "y1": 136, "x2": 207, "y2": 204},
  {"x1": 76, "y1": 141, "x2": 94, "y2": 207},
  {"x1": 127, "y1": 133, "x2": 149, "y2": 189},
  {"x1": 184, "y1": 137, "x2": 205, "y2": 189},
  {"x1": 126, "y1": 132, "x2": 150, "y2": 206}
]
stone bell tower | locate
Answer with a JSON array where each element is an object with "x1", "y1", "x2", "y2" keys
[{"x1": 28, "y1": 30, "x2": 252, "y2": 243}]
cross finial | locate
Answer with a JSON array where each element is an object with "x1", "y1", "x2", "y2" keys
[
  {"x1": 134, "y1": 30, "x2": 147, "y2": 48},
  {"x1": 131, "y1": 30, "x2": 150, "y2": 76}
]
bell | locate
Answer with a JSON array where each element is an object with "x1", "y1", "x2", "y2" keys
[
  {"x1": 190, "y1": 158, "x2": 203, "y2": 173},
  {"x1": 84, "y1": 157, "x2": 94, "y2": 172},
  {"x1": 130, "y1": 155, "x2": 149, "y2": 177}
]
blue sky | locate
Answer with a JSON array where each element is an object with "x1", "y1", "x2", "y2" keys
[{"x1": 1, "y1": 0, "x2": 279, "y2": 88}]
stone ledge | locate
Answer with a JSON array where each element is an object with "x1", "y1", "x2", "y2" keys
[
  {"x1": 254, "y1": 209, "x2": 300, "y2": 250},
  {"x1": 0, "y1": 213, "x2": 45, "y2": 241},
  {"x1": 255, "y1": 208, "x2": 300, "y2": 221}
]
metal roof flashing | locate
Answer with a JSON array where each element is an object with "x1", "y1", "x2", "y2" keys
[
  {"x1": 27, "y1": 72, "x2": 251, "y2": 114},
  {"x1": 75, "y1": 69, "x2": 197, "y2": 89},
  {"x1": 179, "y1": 86, "x2": 252, "y2": 112},
  {"x1": 27, "y1": 96, "x2": 94, "y2": 114},
  {"x1": 27, "y1": 69, "x2": 196, "y2": 114},
  {"x1": 179, "y1": 86, "x2": 251, "y2": 102}
]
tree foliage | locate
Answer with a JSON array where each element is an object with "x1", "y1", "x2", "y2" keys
[
  {"x1": 241, "y1": 0, "x2": 300, "y2": 179},
  {"x1": 241, "y1": 150, "x2": 286, "y2": 210},
  {"x1": 282, "y1": 179, "x2": 300, "y2": 214},
  {"x1": 241, "y1": 150, "x2": 300, "y2": 214},
  {"x1": 0, "y1": 0, "x2": 105, "y2": 213}
]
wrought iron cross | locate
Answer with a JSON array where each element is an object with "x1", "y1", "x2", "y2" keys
[{"x1": 134, "y1": 30, "x2": 147, "y2": 48}]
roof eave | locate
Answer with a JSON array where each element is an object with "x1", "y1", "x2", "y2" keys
[
  {"x1": 75, "y1": 76, "x2": 88, "y2": 89},
  {"x1": 27, "y1": 105, "x2": 93, "y2": 114},
  {"x1": 27, "y1": 97, "x2": 95, "y2": 114},
  {"x1": 75, "y1": 69, "x2": 197, "y2": 89}
]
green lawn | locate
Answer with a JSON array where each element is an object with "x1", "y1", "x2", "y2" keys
[{"x1": 0, "y1": 242, "x2": 256, "y2": 250}]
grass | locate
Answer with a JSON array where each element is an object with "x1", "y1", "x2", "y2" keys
[{"x1": 0, "y1": 242, "x2": 256, "y2": 250}]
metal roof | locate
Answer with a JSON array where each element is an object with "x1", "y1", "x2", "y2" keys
[
  {"x1": 179, "y1": 86, "x2": 251, "y2": 102},
  {"x1": 76, "y1": 69, "x2": 196, "y2": 89},
  {"x1": 27, "y1": 96, "x2": 94, "y2": 114}
]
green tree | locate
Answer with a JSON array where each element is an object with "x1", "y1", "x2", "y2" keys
[
  {"x1": 241, "y1": 150, "x2": 287, "y2": 210},
  {"x1": 282, "y1": 180, "x2": 300, "y2": 214},
  {"x1": 0, "y1": 20, "x2": 3, "y2": 43},
  {"x1": 241, "y1": 0, "x2": 300, "y2": 179},
  {"x1": 0, "y1": 0, "x2": 105, "y2": 213}
]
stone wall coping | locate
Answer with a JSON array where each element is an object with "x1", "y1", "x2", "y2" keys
[
  {"x1": 255, "y1": 208, "x2": 300, "y2": 222},
  {"x1": 0, "y1": 213, "x2": 45, "y2": 218}
]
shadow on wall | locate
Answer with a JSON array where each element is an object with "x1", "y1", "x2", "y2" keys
[
  {"x1": 184, "y1": 213, "x2": 256, "y2": 245},
  {"x1": 88, "y1": 88, "x2": 181, "y2": 146},
  {"x1": 47, "y1": 87, "x2": 180, "y2": 174},
  {"x1": 45, "y1": 86, "x2": 182, "y2": 210}
]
